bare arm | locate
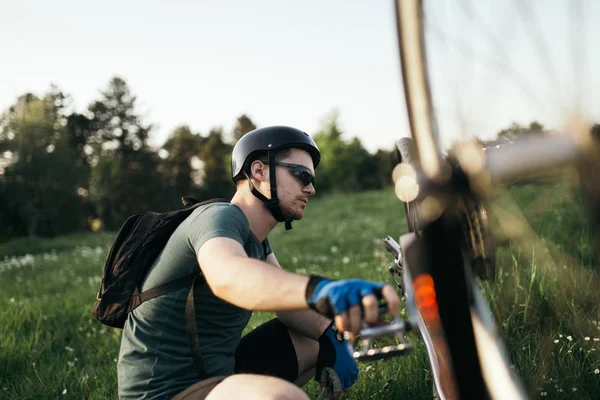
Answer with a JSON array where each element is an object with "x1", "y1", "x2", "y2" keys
[
  {"x1": 198, "y1": 235, "x2": 401, "y2": 337},
  {"x1": 197, "y1": 236, "x2": 309, "y2": 311},
  {"x1": 266, "y1": 253, "x2": 332, "y2": 340}
]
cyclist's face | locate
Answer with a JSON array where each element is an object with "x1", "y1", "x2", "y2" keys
[{"x1": 270, "y1": 149, "x2": 316, "y2": 220}]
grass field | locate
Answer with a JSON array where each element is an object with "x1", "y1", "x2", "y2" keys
[{"x1": 1, "y1": 181, "x2": 599, "y2": 399}]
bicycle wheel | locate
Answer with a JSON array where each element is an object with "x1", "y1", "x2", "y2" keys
[
  {"x1": 395, "y1": 0, "x2": 489, "y2": 393},
  {"x1": 394, "y1": 0, "x2": 599, "y2": 399}
]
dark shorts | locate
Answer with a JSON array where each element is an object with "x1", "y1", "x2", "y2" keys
[{"x1": 172, "y1": 318, "x2": 298, "y2": 400}]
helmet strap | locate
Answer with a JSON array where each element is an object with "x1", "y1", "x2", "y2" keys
[{"x1": 245, "y1": 151, "x2": 293, "y2": 230}]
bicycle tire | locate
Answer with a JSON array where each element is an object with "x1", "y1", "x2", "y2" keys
[{"x1": 395, "y1": 1, "x2": 494, "y2": 399}]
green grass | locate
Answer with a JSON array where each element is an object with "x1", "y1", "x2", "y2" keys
[{"x1": 1, "y1": 181, "x2": 599, "y2": 399}]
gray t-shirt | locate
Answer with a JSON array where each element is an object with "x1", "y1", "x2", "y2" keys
[{"x1": 117, "y1": 202, "x2": 272, "y2": 400}]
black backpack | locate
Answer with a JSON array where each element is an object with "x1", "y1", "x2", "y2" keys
[{"x1": 92, "y1": 197, "x2": 227, "y2": 377}]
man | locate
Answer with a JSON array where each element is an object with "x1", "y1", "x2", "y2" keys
[{"x1": 117, "y1": 126, "x2": 400, "y2": 399}]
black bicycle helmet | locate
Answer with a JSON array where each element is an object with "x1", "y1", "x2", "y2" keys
[{"x1": 231, "y1": 125, "x2": 321, "y2": 230}]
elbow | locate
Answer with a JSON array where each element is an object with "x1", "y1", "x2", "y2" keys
[
  {"x1": 207, "y1": 275, "x2": 234, "y2": 302},
  {"x1": 201, "y1": 258, "x2": 238, "y2": 303}
]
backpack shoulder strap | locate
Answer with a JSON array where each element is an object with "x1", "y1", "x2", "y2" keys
[
  {"x1": 133, "y1": 272, "x2": 198, "y2": 306},
  {"x1": 185, "y1": 274, "x2": 207, "y2": 378}
]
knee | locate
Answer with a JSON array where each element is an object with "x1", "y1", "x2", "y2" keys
[{"x1": 288, "y1": 329, "x2": 319, "y2": 369}]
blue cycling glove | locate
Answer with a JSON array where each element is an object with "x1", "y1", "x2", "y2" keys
[
  {"x1": 305, "y1": 275, "x2": 386, "y2": 318},
  {"x1": 315, "y1": 323, "x2": 359, "y2": 391}
]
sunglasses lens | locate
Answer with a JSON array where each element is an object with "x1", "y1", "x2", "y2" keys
[
  {"x1": 295, "y1": 170, "x2": 314, "y2": 186},
  {"x1": 273, "y1": 162, "x2": 315, "y2": 187}
]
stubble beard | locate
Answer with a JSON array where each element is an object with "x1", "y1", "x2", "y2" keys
[{"x1": 279, "y1": 198, "x2": 304, "y2": 221}]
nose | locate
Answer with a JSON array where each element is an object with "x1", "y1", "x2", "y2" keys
[{"x1": 303, "y1": 182, "x2": 316, "y2": 196}]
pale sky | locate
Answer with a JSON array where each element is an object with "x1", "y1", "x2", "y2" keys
[{"x1": 1, "y1": 1, "x2": 598, "y2": 153}]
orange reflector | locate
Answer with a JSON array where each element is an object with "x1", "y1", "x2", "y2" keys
[{"x1": 413, "y1": 274, "x2": 439, "y2": 322}]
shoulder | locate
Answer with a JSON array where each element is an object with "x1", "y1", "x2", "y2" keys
[
  {"x1": 189, "y1": 202, "x2": 248, "y2": 227},
  {"x1": 185, "y1": 202, "x2": 251, "y2": 251}
]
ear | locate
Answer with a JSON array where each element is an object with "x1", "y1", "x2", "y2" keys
[{"x1": 249, "y1": 160, "x2": 268, "y2": 182}]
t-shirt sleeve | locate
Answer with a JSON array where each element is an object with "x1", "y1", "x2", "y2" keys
[
  {"x1": 263, "y1": 237, "x2": 273, "y2": 256},
  {"x1": 187, "y1": 204, "x2": 250, "y2": 254}
]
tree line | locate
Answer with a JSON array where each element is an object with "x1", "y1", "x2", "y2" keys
[{"x1": 0, "y1": 77, "x2": 397, "y2": 240}]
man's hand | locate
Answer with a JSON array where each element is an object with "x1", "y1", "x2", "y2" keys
[
  {"x1": 316, "y1": 323, "x2": 358, "y2": 397},
  {"x1": 305, "y1": 276, "x2": 400, "y2": 337}
]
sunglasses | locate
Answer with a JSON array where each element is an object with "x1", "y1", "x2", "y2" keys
[{"x1": 264, "y1": 161, "x2": 316, "y2": 187}]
